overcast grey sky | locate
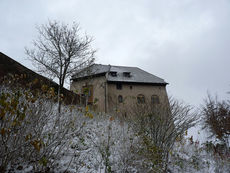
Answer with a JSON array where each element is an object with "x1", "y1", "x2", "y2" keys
[{"x1": 1, "y1": 0, "x2": 230, "y2": 106}]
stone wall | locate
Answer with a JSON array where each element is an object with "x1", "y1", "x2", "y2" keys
[
  {"x1": 107, "y1": 83, "x2": 169, "y2": 115},
  {"x1": 70, "y1": 76, "x2": 107, "y2": 112},
  {"x1": 71, "y1": 76, "x2": 169, "y2": 115}
]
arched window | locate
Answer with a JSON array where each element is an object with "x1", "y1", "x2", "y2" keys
[
  {"x1": 151, "y1": 95, "x2": 160, "y2": 104},
  {"x1": 137, "y1": 94, "x2": 145, "y2": 104},
  {"x1": 118, "y1": 95, "x2": 123, "y2": 103}
]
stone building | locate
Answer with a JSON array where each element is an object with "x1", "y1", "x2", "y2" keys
[{"x1": 70, "y1": 64, "x2": 169, "y2": 115}]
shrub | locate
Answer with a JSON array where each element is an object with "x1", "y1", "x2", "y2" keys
[
  {"x1": 202, "y1": 94, "x2": 230, "y2": 148},
  {"x1": 0, "y1": 84, "x2": 82, "y2": 172},
  {"x1": 129, "y1": 97, "x2": 198, "y2": 172}
]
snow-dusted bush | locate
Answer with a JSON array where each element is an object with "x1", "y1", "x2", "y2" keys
[
  {"x1": 0, "y1": 85, "x2": 84, "y2": 172},
  {"x1": 0, "y1": 83, "x2": 137, "y2": 172},
  {"x1": 2, "y1": 83, "x2": 229, "y2": 173},
  {"x1": 60, "y1": 112, "x2": 138, "y2": 173},
  {"x1": 169, "y1": 137, "x2": 230, "y2": 173},
  {"x1": 128, "y1": 98, "x2": 198, "y2": 172}
]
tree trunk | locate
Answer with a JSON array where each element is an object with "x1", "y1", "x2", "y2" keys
[{"x1": 58, "y1": 85, "x2": 62, "y2": 113}]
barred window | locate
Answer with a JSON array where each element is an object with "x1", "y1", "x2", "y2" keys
[{"x1": 137, "y1": 94, "x2": 145, "y2": 104}]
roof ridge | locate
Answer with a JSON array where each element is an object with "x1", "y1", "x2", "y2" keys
[{"x1": 94, "y1": 63, "x2": 137, "y2": 68}]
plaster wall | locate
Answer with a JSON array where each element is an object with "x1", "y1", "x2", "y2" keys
[
  {"x1": 107, "y1": 83, "x2": 169, "y2": 115},
  {"x1": 71, "y1": 77, "x2": 169, "y2": 115},
  {"x1": 70, "y1": 76, "x2": 106, "y2": 112}
]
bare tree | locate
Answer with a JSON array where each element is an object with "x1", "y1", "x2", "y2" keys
[
  {"x1": 25, "y1": 20, "x2": 96, "y2": 112},
  {"x1": 129, "y1": 97, "x2": 198, "y2": 172}
]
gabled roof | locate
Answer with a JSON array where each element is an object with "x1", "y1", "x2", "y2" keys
[{"x1": 71, "y1": 64, "x2": 168, "y2": 85}]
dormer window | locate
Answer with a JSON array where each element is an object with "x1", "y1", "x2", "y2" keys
[
  {"x1": 109, "y1": 71, "x2": 117, "y2": 77},
  {"x1": 123, "y1": 72, "x2": 131, "y2": 77}
]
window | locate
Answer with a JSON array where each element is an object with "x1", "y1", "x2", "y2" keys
[
  {"x1": 137, "y1": 94, "x2": 145, "y2": 104},
  {"x1": 151, "y1": 95, "x2": 160, "y2": 104},
  {"x1": 116, "y1": 83, "x2": 122, "y2": 90},
  {"x1": 118, "y1": 95, "x2": 123, "y2": 103},
  {"x1": 109, "y1": 71, "x2": 117, "y2": 77},
  {"x1": 82, "y1": 85, "x2": 94, "y2": 103},
  {"x1": 123, "y1": 72, "x2": 131, "y2": 77}
]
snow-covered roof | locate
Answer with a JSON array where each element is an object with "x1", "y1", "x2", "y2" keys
[{"x1": 71, "y1": 64, "x2": 167, "y2": 85}]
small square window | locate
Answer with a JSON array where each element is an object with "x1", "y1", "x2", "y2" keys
[
  {"x1": 123, "y1": 72, "x2": 131, "y2": 77},
  {"x1": 116, "y1": 83, "x2": 122, "y2": 90},
  {"x1": 109, "y1": 71, "x2": 117, "y2": 77}
]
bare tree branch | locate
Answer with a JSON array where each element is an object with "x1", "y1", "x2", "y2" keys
[{"x1": 25, "y1": 20, "x2": 96, "y2": 112}]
